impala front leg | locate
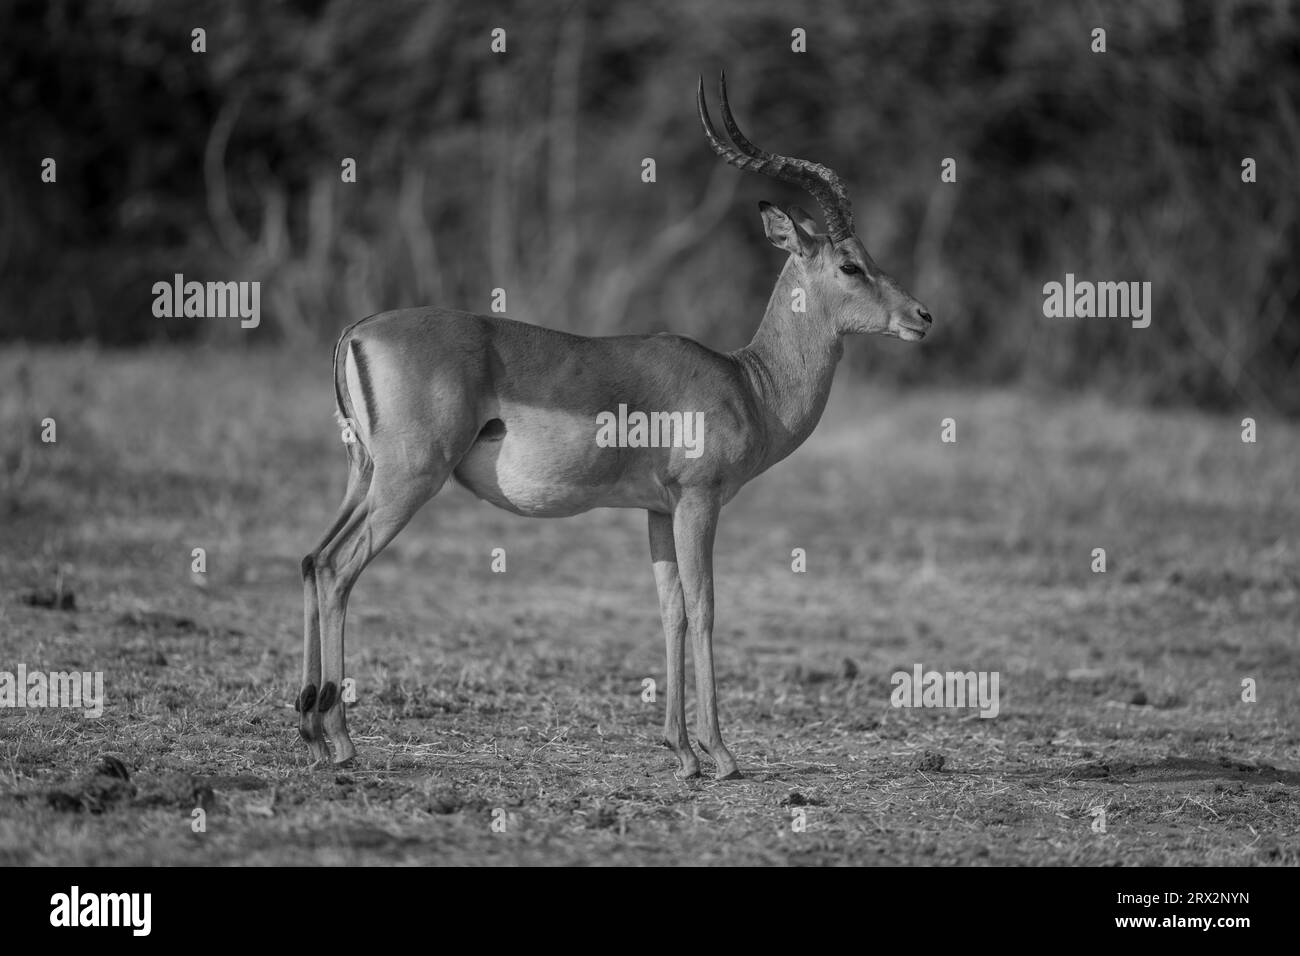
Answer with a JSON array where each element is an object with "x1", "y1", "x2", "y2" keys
[
  {"x1": 648, "y1": 510, "x2": 700, "y2": 780},
  {"x1": 672, "y1": 492, "x2": 741, "y2": 780}
]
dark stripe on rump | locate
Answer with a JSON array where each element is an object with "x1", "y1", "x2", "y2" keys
[{"x1": 351, "y1": 340, "x2": 378, "y2": 432}]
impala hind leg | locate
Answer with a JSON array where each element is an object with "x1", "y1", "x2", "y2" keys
[
  {"x1": 313, "y1": 465, "x2": 447, "y2": 764},
  {"x1": 673, "y1": 492, "x2": 740, "y2": 780},
  {"x1": 300, "y1": 462, "x2": 370, "y2": 765},
  {"x1": 648, "y1": 510, "x2": 700, "y2": 780}
]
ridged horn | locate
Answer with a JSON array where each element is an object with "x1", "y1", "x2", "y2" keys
[{"x1": 698, "y1": 70, "x2": 855, "y2": 243}]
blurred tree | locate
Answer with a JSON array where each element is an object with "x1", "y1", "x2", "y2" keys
[{"x1": 0, "y1": 0, "x2": 1296, "y2": 412}]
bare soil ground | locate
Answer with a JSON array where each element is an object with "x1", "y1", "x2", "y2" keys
[{"x1": 1, "y1": 346, "x2": 1297, "y2": 865}]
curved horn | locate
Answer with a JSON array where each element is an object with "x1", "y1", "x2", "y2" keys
[
  {"x1": 717, "y1": 68, "x2": 771, "y2": 160},
  {"x1": 699, "y1": 71, "x2": 855, "y2": 243}
]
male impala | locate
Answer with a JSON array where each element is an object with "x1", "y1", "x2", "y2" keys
[{"x1": 297, "y1": 73, "x2": 933, "y2": 779}]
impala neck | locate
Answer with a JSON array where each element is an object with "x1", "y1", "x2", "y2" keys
[{"x1": 735, "y1": 256, "x2": 844, "y2": 470}]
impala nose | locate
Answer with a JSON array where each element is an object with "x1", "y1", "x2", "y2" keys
[{"x1": 917, "y1": 308, "x2": 933, "y2": 326}]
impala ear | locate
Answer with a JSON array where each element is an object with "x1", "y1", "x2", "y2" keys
[
  {"x1": 785, "y1": 205, "x2": 821, "y2": 237},
  {"x1": 758, "y1": 201, "x2": 815, "y2": 258}
]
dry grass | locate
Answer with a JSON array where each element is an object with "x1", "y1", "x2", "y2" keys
[{"x1": 1, "y1": 345, "x2": 1298, "y2": 865}]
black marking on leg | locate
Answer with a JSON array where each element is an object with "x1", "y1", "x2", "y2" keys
[
  {"x1": 301, "y1": 553, "x2": 315, "y2": 581},
  {"x1": 297, "y1": 684, "x2": 317, "y2": 713},
  {"x1": 477, "y1": 418, "x2": 506, "y2": 441},
  {"x1": 317, "y1": 681, "x2": 338, "y2": 712}
]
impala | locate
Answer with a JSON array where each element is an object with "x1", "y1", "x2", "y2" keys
[{"x1": 297, "y1": 73, "x2": 933, "y2": 779}]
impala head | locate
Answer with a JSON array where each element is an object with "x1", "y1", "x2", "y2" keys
[{"x1": 698, "y1": 71, "x2": 933, "y2": 342}]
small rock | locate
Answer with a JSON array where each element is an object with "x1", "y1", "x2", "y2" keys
[
  {"x1": 97, "y1": 755, "x2": 131, "y2": 780},
  {"x1": 913, "y1": 750, "x2": 945, "y2": 772},
  {"x1": 779, "y1": 791, "x2": 825, "y2": 807},
  {"x1": 21, "y1": 588, "x2": 76, "y2": 611}
]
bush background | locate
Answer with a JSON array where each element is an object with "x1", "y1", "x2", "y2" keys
[{"x1": 2, "y1": 0, "x2": 1297, "y2": 413}]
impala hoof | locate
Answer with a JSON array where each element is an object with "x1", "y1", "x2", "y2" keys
[
  {"x1": 305, "y1": 740, "x2": 330, "y2": 765},
  {"x1": 697, "y1": 740, "x2": 740, "y2": 779},
  {"x1": 328, "y1": 734, "x2": 356, "y2": 766}
]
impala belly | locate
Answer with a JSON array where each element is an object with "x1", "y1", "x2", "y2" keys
[{"x1": 452, "y1": 404, "x2": 671, "y2": 516}]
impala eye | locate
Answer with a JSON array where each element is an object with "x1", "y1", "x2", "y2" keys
[{"x1": 840, "y1": 263, "x2": 861, "y2": 276}]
